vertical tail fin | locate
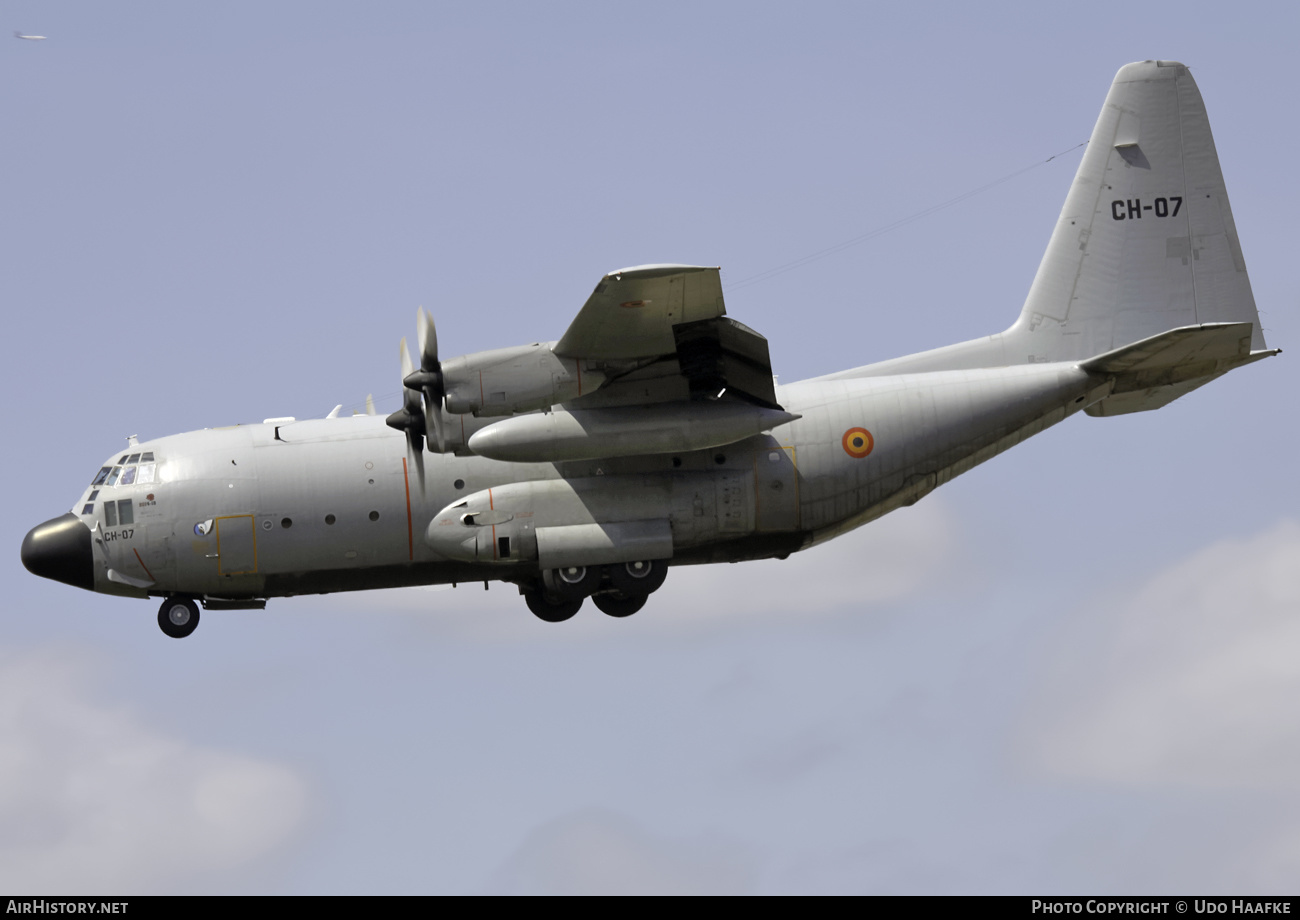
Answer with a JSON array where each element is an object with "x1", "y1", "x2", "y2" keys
[
  {"x1": 839, "y1": 61, "x2": 1272, "y2": 385},
  {"x1": 1011, "y1": 59, "x2": 1265, "y2": 361}
]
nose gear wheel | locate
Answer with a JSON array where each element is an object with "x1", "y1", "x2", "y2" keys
[{"x1": 157, "y1": 597, "x2": 200, "y2": 639}]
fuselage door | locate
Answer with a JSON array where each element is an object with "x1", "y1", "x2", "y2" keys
[
  {"x1": 753, "y1": 437, "x2": 800, "y2": 532},
  {"x1": 215, "y1": 514, "x2": 257, "y2": 575}
]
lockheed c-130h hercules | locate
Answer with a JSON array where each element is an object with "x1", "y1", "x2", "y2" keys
[{"x1": 21, "y1": 61, "x2": 1279, "y2": 637}]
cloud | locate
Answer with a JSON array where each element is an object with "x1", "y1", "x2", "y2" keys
[
  {"x1": 0, "y1": 652, "x2": 308, "y2": 893},
  {"x1": 1027, "y1": 519, "x2": 1300, "y2": 790},
  {"x1": 652, "y1": 497, "x2": 959, "y2": 625},
  {"x1": 485, "y1": 807, "x2": 756, "y2": 895}
]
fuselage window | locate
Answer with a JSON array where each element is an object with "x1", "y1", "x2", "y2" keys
[
  {"x1": 136, "y1": 463, "x2": 156, "y2": 485},
  {"x1": 119, "y1": 467, "x2": 137, "y2": 486},
  {"x1": 104, "y1": 501, "x2": 118, "y2": 527},
  {"x1": 92, "y1": 467, "x2": 111, "y2": 486},
  {"x1": 117, "y1": 499, "x2": 134, "y2": 525},
  {"x1": 105, "y1": 467, "x2": 122, "y2": 486}
]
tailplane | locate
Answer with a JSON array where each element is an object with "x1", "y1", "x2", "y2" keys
[{"x1": 1079, "y1": 322, "x2": 1274, "y2": 416}]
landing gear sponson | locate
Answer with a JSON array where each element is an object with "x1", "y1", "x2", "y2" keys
[{"x1": 521, "y1": 560, "x2": 668, "y2": 623}]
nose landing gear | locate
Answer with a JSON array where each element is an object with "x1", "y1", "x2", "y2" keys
[{"x1": 157, "y1": 597, "x2": 200, "y2": 639}]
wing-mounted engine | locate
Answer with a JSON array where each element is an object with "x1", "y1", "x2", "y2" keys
[
  {"x1": 386, "y1": 308, "x2": 606, "y2": 454},
  {"x1": 387, "y1": 265, "x2": 793, "y2": 459},
  {"x1": 439, "y1": 343, "x2": 606, "y2": 417}
]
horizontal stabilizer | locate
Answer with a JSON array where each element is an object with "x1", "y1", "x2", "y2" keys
[
  {"x1": 1081, "y1": 322, "x2": 1279, "y2": 416},
  {"x1": 1082, "y1": 322, "x2": 1254, "y2": 375}
]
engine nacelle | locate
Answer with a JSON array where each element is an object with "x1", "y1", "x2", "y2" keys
[
  {"x1": 441, "y1": 343, "x2": 606, "y2": 417},
  {"x1": 425, "y1": 478, "x2": 673, "y2": 568},
  {"x1": 425, "y1": 470, "x2": 760, "y2": 569}
]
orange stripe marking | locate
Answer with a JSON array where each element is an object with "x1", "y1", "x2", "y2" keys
[{"x1": 132, "y1": 548, "x2": 155, "y2": 582}]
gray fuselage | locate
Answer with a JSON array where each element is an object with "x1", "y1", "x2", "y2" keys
[{"x1": 64, "y1": 362, "x2": 1099, "y2": 603}]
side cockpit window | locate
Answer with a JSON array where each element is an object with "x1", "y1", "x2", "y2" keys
[
  {"x1": 103, "y1": 499, "x2": 133, "y2": 528},
  {"x1": 92, "y1": 467, "x2": 111, "y2": 486}
]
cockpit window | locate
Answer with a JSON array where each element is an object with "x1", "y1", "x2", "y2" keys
[
  {"x1": 137, "y1": 463, "x2": 156, "y2": 485},
  {"x1": 105, "y1": 467, "x2": 121, "y2": 487},
  {"x1": 118, "y1": 455, "x2": 128, "y2": 464},
  {"x1": 119, "y1": 467, "x2": 137, "y2": 486},
  {"x1": 141, "y1": 452, "x2": 154, "y2": 462},
  {"x1": 92, "y1": 467, "x2": 111, "y2": 486},
  {"x1": 126, "y1": 453, "x2": 140, "y2": 464}
]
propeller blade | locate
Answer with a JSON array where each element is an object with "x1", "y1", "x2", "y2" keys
[
  {"x1": 407, "y1": 309, "x2": 448, "y2": 454},
  {"x1": 427, "y1": 403, "x2": 446, "y2": 453},
  {"x1": 400, "y1": 337, "x2": 415, "y2": 381},
  {"x1": 417, "y1": 306, "x2": 438, "y2": 370},
  {"x1": 387, "y1": 338, "x2": 429, "y2": 457},
  {"x1": 409, "y1": 436, "x2": 425, "y2": 493}
]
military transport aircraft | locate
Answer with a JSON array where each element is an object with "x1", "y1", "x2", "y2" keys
[{"x1": 22, "y1": 61, "x2": 1278, "y2": 637}]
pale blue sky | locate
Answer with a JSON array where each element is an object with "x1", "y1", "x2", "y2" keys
[{"x1": 4, "y1": 1, "x2": 1298, "y2": 893}]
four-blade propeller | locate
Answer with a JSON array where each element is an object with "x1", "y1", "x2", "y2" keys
[
  {"x1": 407, "y1": 307, "x2": 446, "y2": 453},
  {"x1": 385, "y1": 308, "x2": 446, "y2": 462}
]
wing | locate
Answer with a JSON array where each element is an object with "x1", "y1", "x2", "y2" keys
[
  {"x1": 556, "y1": 264, "x2": 781, "y2": 409},
  {"x1": 555, "y1": 264, "x2": 725, "y2": 360}
]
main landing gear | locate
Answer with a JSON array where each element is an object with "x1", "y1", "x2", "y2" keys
[
  {"x1": 157, "y1": 596, "x2": 200, "y2": 639},
  {"x1": 522, "y1": 560, "x2": 669, "y2": 623}
]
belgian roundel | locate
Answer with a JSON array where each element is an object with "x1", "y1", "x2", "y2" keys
[{"x1": 842, "y1": 427, "x2": 873, "y2": 458}]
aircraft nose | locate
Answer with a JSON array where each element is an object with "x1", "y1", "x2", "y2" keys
[{"x1": 21, "y1": 513, "x2": 95, "y2": 592}]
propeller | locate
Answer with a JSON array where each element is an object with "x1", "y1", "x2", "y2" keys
[
  {"x1": 404, "y1": 306, "x2": 447, "y2": 453},
  {"x1": 385, "y1": 338, "x2": 428, "y2": 488}
]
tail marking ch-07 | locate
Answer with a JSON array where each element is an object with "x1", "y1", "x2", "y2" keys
[{"x1": 21, "y1": 61, "x2": 1278, "y2": 636}]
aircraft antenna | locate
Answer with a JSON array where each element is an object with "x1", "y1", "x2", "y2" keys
[{"x1": 730, "y1": 141, "x2": 1088, "y2": 291}]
